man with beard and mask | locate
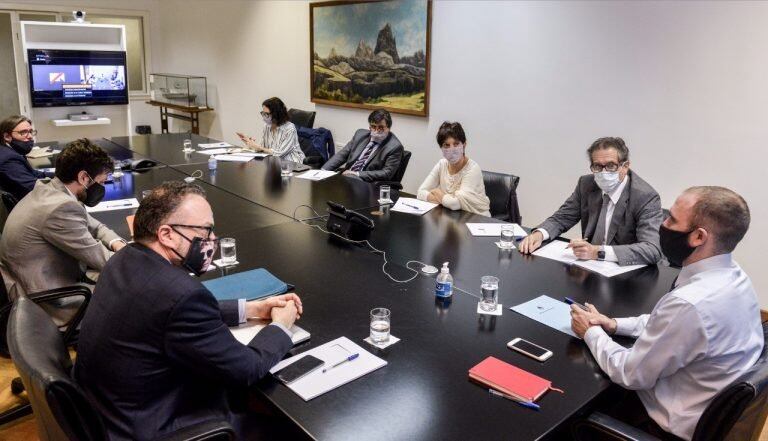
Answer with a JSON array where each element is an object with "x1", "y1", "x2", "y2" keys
[
  {"x1": 0, "y1": 138, "x2": 126, "y2": 301},
  {"x1": 570, "y1": 186, "x2": 761, "y2": 441},
  {"x1": 321, "y1": 109, "x2": 404, "y2": 182},
  {"x1": 519, "y1": 137, "x2": 663, "y2": 266},
  {"x1": 417, "y1": 121, "x2": 490, "y2": 216},
  {"x1": 75, "y1": 181, "x2": 303, "y2": 440},
  {"x1": 0, "y1": 115, "x2": 53, "y2": 202}
]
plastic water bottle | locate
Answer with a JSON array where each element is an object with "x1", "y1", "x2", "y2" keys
[
  {"x1": 435, "y1": 262, "x2": 453, "y2": 298},
  {"x1": 208, "y1": 155, "x2": 217, "y2": 171}
]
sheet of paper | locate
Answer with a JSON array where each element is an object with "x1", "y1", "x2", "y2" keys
[
  {"x1": 213, "y1": 154, "x2": 255, "y2": 162},
  {"x1": 85, "y1": 198, "x2": 139, "y2": 213},
  {"x1": 510, "y1": 294, "x2": 578, "y2": 338},
  {"x1": 197, "y1": 142, "x2": 233, "y2": 149},
  {"x1": 391, "y1": 197, "x2": 437, "y2": 215},
  {"x1": 295, "y1": 170, "x2": 337, "y2": 181},
  {"x1": 269, "y1": 336, "x2": 387, "y2": 401},
  {"x1": 195, "y1": 148, "x2": 231, "y2": 155},
  {"x1": 466, "y1": 223, "x2": 528, "y2": 237},
  {"x1": 230, "y1": 321, "x2": 310, "y2": 346},
  {"x1": 533, "y1": 240, "x2": 646, "y2": 277},
  {"x1": 27, "y1": 147, "x2": 60, "y2": 158}
]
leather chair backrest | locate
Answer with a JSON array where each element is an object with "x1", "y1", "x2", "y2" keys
[
  {"x1": 0, "y1": 187, "x2": 17, "y2": 214},
  {"x1": 8, "y1": 296, "x2": 106, "y2": 441},
  {"x1": 391, "y1": 150, "x2": 411, "y2": 183},
  {"x1": 692, "y1": 321, "x2": 768, "y2": 441},
  {"x1": 0, "y1": 270, "x2": 12, "y2": 357},
  {"x1": 481, "y1": 170, "x2": 521, "y2": 223},
  {"x1": 288, "y1": 108, "x2": 316, "y2": 129}
]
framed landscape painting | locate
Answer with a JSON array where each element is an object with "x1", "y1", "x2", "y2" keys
[{"x1": 310, "y1": 0, "x2": 432, "y2": 116}]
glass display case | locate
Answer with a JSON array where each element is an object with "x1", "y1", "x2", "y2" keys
[{"x1": 149, "y1": 73, "x2": 208, "y2": 109}]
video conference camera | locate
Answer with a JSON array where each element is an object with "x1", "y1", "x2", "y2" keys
[{"x1": 72, "y1": 10, "x2": 86, "y2": 23}]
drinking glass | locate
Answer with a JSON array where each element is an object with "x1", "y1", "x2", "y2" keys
[
  {"x1": 220, "y1": 238, "x2": 237, "y2": 265},
  {"x1": 112, "y1": 162, "x2": 124, "y2": 179},
  {"x1": 280, "y1": 160, "x2": 292, "y2": 176},
  {"x1": 370, "y1": 307, "x2": 391, "y2": 344},
  {"x1": 480, "y1": 276, "x2": 499, "y2": 312},
  {"x1": 182, "y1": 139, "x2": 193, "y2": 152},
  {"x1": 499, "y1": 225, "x2": 515, "y2": 249},
  {"x1": 379, "y1": 185, "x2": 391, "y2": 202}
]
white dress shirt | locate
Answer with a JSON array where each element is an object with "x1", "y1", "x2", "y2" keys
[
  {"x1": 536, "y1": 175, "x2": 629, "y2": 262},
  {"x1": 583, "y1": 253, "x2": 763, "y2": 440}
]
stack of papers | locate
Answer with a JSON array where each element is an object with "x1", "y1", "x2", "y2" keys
[
  {"x1": 214, "y1": 153, "x2": 262, "y2": 162},
  {"x1": 466, "y1": 223, "x2": 528, "y2": 237},
  {"x1": 198, "y1": 142, "x2": 233, "y2": 149},
  {"x1": 295, "y1": 170, "x2": 337, "y2": 181},
  {"x1": 27, "y1": 147, "x2": 60, "y2": 158},
  {"x1": 391, "y1": 197, "x2": 437, "y2": 215},
  {"x1": 532, "y1": 240, "x2": 646, "y2": 277},
  {"x1": 510, "y1": 295, "x2": 577, "y2": 338},
  {"x1": 269, "y1": 336, "x2": 386, "y2": 401},
  {"x1": 230, "y1": 320, "x2": 310, "y2": 346},
  {"x1": 85, "y1": 198, "x2": 139, "y2": 213},
  {"x1": 195, "y1": 148, "x2": 232, "y2": 155}
]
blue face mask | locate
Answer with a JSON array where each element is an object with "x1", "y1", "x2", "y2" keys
[{"x1": 9, "y1": 139, "x2": 34, "y2": 156}]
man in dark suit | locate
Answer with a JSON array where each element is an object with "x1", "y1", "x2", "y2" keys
[
  {"x1": 520, "y1": 137, "x2": 663, "y2": 266},
  {"x1": 322, "y1": 109, "x2": 404, "y2": 182},
  {"x1": 74, "y1": 181, "x2": 303, "y2": 440},
  {"x1": 0, "y1": 115, "x2": 50, "y2": 202}
]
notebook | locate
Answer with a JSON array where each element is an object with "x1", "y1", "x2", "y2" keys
[
  {"x1": 469, "y1": 356, "x2": 558, "y2": 402},
  {"x1": 230, "y1": 320, "x2": 310, "y2": 346},
  {"x1": 202, "y1": 268, "x2": 290, "y2": 301}
]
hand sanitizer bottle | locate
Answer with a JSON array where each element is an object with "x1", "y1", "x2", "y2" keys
[{"x1": 435, "y1": 262, "x2": 453, "y2": 298}]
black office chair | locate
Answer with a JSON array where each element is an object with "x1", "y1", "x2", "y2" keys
[
  {"x1": 572, "y1": 321, "x2": 768, "y2": 441},
  {"x1": 481, "y1": 170, "x2": 521, "y2": 223},
  {"x1": 7, "y1": 295, "x2": 235, "y2": 441},
  {"x1": 0, "y1": 187, "x2": 18, "y2": 214},
  {"x1": 375, "y1": 150, "x2": 412, "y2": 191},
  {"x1": 288, "y1": 108, "x2": 316, "y2": 129}
]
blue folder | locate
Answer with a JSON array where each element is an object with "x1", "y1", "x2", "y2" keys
[{"x1": 202, "y1": 268, "x2": 290, "y2": 301}]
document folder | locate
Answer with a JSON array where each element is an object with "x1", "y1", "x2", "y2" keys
[{"x1": 202, "y1": 268, "x2": 290, "y2": 301}]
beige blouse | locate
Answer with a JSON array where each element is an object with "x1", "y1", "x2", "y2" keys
[
  {"x1": 417, "y1": 158, "x2": 491, "y2": 216},
  {"x1": 262, "y1": 121, "x2": 306, "y2": 163}
]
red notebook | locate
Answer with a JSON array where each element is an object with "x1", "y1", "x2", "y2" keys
[{"x1": 469, "y1": 356, "x2": 558, "y2": 402}]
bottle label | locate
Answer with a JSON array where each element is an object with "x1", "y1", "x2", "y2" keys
[{"x1": 436, "y1": 281, "x2": 453, "y2": 298}]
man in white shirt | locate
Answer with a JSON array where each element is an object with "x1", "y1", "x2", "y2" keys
[
  {"x1": 519, "y1": 137, "x2": 663, "y2": 266},
  {"x1": 571, "y1": 186, "x2": 762, "y2": 440}
]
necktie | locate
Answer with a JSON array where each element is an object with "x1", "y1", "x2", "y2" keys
[
  {"x1": 350, "y1": 142, "x2": 377, "y2": 172},
  {"x1": 592, "y1": 194, "x2": 611, "y2": 245}
]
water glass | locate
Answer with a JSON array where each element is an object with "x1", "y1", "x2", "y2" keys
[
  {"x1": 379, "y1": 185, "x2": 391, "y2": 202},
  {"x1": 280, "y1": 160, "x2": 292, "y2": 176},
  {"x1": 112, "y1": 163, "x2": 124, "y2": 179},
  {"x1": 182, "y1": 139, "x2": 193, "y2": 152},
  {"x1": 499, "y1": 225, "x2": 515, "y2": 249},
  {"x1": 480, "y1": 276, "x2": 499, "y2": 312},
  {"x1": 220, "y1": 238, "x2": 237, "y2": 265},
  {"x1": 141, "y1": 190, "x2": 152, "y2": 200},
  {"x1": 370, "y1": 307, "x2": 391, "y2": 344}
]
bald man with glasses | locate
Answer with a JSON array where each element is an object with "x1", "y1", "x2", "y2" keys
[{"x1": 519, "y1": 137, "x2": 664, "y2": 266}]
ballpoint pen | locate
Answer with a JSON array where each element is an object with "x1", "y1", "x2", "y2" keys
[
  {"x1": 564, "y1": 297, "x2": 590, "y2": 311},
  {"x1": 323, "y1": 353, "x2": 359, "y2": 373},
  {"x1": 402, "y1": 202, "x2": 421, "y2": 210},
  {"x1": 488, "y1": 389, "x2": 540, "y2": 410}
]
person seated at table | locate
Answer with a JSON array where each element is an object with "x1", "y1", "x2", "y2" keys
[
  {"x1": 570, "y1": 186, "x2": 761, "y2": 441},
  {"x1": 75, "y1": 181, "x2": 303, "y2": 440},
  {"x1": 416, "y1": 121, "x2": 490, "y2": 216},
  {"x1": 0, "y1": 115, "x2": 50, "y2": 202},
  {"x1": 321, "y1": 109, "x2": 404, "y2": 182},
  {"x1": 236, "y1": 97, "x2": 306, "y2": 164},
  {"x1": 0, "y1": 138, "x2": 126, "y2": 300},
  {"x1": 519, "y1": 137, "x2": 663, "y2": 266}
]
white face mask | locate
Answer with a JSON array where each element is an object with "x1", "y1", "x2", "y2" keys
[
  {"x1": 370, "y1": 130, "x2": 388, "y2": 143},
  {"x1": 442, "y1": 144, "x2": 464, "y2": 164},
  {"x1": 262, "y1": 115, "x2": 272, "y2": 125},
  {"x1": 594, "y1": 171, "x2": 621, "y2": 194}
]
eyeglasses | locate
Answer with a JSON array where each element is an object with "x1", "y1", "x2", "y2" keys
[
  {"x1": 590, "y1": 162, "x2": 626, "y2": 173},
  {"x1": 369, "y1": 125, "x2": 388, "y2": 133},
  {"x1": 13, "y1": 129, "x2": 37, "y2": 137},
  {"x1": 169, "y1": 224, "x2": 215, "y2": 239},
  {"x1": 260, "y1": 111, "x2": 271, "y2": 118}
]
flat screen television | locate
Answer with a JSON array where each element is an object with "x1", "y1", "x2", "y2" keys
[{"x1": 28, "y1": 49, "x2": 129, "y2": 107}]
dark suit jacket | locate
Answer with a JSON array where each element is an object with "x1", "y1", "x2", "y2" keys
[
  {"x1": 537, "y1": 170, "x2": 663, "y2": 266},
  {"x1": 74, "y1": 243, "x2": 293, "y2": 441},
  {"x1": 322, "y1": 129, "x2": 404, "y2": 182},
  {"x1": 0, "y1": 144, "x2": 46, "y2": 202}
]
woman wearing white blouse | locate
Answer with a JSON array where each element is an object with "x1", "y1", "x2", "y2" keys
[
  {"x1": 417, "y1": 122, "x2": 491, "y2": 216},
  {"x1": 236, "y1": 97, "x2": 306, "y2": 164}
]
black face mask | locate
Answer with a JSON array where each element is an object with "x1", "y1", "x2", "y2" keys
[
  {"x1": 9, "y1": 139, "x2": 34, "y2": 156},
  {"x1": 170, "y1": 227, "x2": 218, "y2": 276},
  {"x1": 79, "y1": 173, "x2": 106, "y2": 207},
  {"x1": 659, "y1": 224, "x2": 697, "y2": 268}
]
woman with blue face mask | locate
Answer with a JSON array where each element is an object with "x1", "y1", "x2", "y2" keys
[
  {"x1": 0, "y1": 115, "x2": 50, "y2": 203},
  {"x1": 236, "y1": 97, "x2": 306, "y2": 164},
  {"x1": 417, "y1": 121, "x2": 491, "y2": 216}
]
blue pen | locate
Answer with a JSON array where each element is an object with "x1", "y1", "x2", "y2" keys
[
  {"x1": 323, "y1": 353, "x2": 359, "y2": 373},
  {"x1": 488, "y1": 389, "x2": 540, "y2": 410},
  {"x1": 564, "y1": 297, "x2": 590, "y2": 311},
  {"x1": 402, "y1": 202, "x2": 421, "y2": 210}
]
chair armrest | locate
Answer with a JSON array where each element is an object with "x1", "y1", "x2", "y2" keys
[
  {"x1": 153, "y1": 419, "x2": 235, "y2": 441},
  {"x1": 572, "y1": 412, "x2": 661, "y2": 441},
  {"x1": 26, "y1": 285, "x2": 92, "y2": 344}
]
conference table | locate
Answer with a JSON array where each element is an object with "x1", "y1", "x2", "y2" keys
[{"x1": 93, "y1": 134, "x2": 677, "y2": 440}]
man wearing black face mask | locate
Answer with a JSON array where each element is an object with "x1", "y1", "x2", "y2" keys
[
  {"x1": 0, "y1": 115, "x2": 52, "y2": 202},
  {"x1": 0, "y1": 138, "x2": 126, "y2": 304},
  {"x1": 75, "y1": 181, "x2": 303, "y2": 440},
  {"x1": 569, "y1": 186, "x2": 761, "y2": 441}
]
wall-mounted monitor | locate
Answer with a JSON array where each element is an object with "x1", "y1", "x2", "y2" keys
[{"x1": 28, "y1": 49, "x2": 128, "y2": 107}]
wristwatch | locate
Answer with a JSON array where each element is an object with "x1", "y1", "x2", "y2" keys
[{"x1": 597, "y1": 246, "x2": 606, "y2": 261}]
